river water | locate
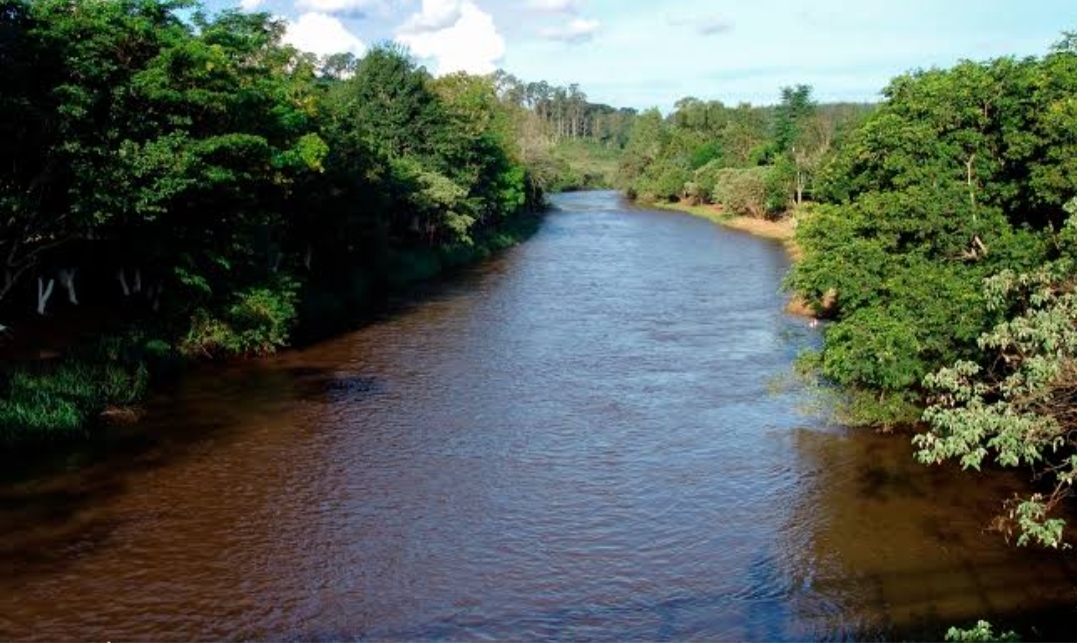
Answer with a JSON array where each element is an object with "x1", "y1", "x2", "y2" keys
[{"x1": 2, "y1": 191, "x2": 1076, "y2": 641}]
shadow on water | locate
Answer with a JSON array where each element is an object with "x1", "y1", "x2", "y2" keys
[{"x1": 0, "y1": 362, "x2": 386, "y2": 584}]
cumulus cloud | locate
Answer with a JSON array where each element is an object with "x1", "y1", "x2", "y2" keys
[
  {"x1": 294, "y1": 0, "x2": 385, "y2": 18},
  {"x1": 396, "y1": 0, "x2": 505, "y2": 75},
  {"x1": 239, "y1": 0, "x2": 265, "y2": 10},
  {"x1": 284, "y1": 12, "x2": 367, "y2": 57},
  {"x1": 539, "y1": 17, "x2": 600, "y2": 43},
  {"x1": 668, "y1": 13, "x2": 734, "y2": 36},
  {"x1": 398, "y1": 0, "x2": 463, "y2": 34},
  {"x1": 526, "y1": 0, "x2": 578, "y2": 14}
]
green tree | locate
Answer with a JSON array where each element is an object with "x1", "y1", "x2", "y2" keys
[
  {"x1": 915, "y1": 201, "x2": 1077, "y2": 548},
  {"x1": 789, "y1": 44, "x2": 1075, "y2": 424}
]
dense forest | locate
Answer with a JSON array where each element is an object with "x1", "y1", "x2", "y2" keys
[
  {"x1": 0, "y1": 0, "x2": 610, "y2": 444},
  {"x1": 616, "y1": 89, "x2": 873, "y2": 215},
  {"x1": 617, "y1": 33, "x2": 1077, "y2": 547}
]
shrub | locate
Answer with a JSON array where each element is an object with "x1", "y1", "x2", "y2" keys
[
  {"x1": 692, "y1": 159, "x2": 725, "y2": 203},
  {"x1": 713, "y1": 167, "x2": 769, "y2": 217},
  {"x1": 182, "y1": 278, "x2": 299, "y2": 357},
  {"x1": 945, "y1": 621, "x2": 1019, "y2": 642}
]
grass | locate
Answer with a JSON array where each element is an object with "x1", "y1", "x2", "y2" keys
[
  {"x1": 0, "y1": 357, "x2": 149, "y2": 445},
  {"x1": 550, "y1": 139, "x2": 623, "y2": 190},
  {"x1": 0, "y1": 331, "x2": 175, "y2": 447}
]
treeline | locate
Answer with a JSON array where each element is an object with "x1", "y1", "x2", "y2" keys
[
  {"x1": 620, "y1": 33, "x2": 1077, "y2": 545},
  {"x1": 492, "y1": 73, "x2": 638, "y2": 147},
  {"x1": 490, "y1": 73, "x2": 638, "y2": 192},
  {"x1": 617, "y1": 91, "x2": 873, "y2": 216},
  {"x1": 0, "y1": 0, "x2": 544, "y2": 441}
]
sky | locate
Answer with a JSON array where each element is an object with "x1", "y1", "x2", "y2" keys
[{"x1": 206, "y1": 0, "x2": 1076, "y2": 110}]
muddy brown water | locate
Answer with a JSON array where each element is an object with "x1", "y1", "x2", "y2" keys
[{"x1": 2, "y1": 191, "x2": 1076, "y2": 641}]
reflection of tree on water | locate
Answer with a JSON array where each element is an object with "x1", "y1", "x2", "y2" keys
[{"x1": 778, "y1": 426, "x2": 1077, "y2": 640}]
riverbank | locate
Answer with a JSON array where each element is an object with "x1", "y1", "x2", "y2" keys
[
  {"x1": 647, "y1": 200, "x2": 814, "y2": 316},
  {"x1": 0, "y1": 210, "x2": 546, "y2": 449}
]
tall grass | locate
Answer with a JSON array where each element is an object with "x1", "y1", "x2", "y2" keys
[{"x1": 0, "y1": 334, "x2": 161, "y2": 445}]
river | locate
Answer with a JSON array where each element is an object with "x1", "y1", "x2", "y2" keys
[{"x1": 2, "y1": 191, "x2": 1075, "y2": 641}]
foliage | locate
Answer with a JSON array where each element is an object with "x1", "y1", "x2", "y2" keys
[
  {"x1": 0, "y1": 0, "x2": 545, "y2": 442},
  {"x1": 915, "y1": 207, "x2": 1077, "y2": 547},
  {"x1": 788, "y1": 41, "x2": 1076, "y2": 424},
  {"x1": 617, "y1": 87, "x2": 868, "y2": 211},
  {"x1": 712, "y1": 168, "x2": 769, "y2": 218},
  {"x1": 0, "y1": 337, "x2": 152, "y2": 443},
  {"x1": 548, "y1": 139, "x2": 622, "y2": 191},
  {"x1": 181, "y1": 278, "x2": 299, "y2": 358},
  {"x1": 945, "y1": 620, "x2": 1020, "y2": 642}
]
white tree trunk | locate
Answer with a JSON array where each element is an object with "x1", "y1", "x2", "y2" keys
[
  {"x1": 133, "y1": 267, "x2": 142, "y2": 293},
  {"x1": 1, "y1": 270, "x2": 13, "y2": 304},
  {"x1": 58, "y1": 268, "x2": 78, "y2": 305},
  {"x1": 304, "y1": 244, "x2": 313, "y2": 271},
  {"x1": 118, "y1": 268, "x2": 131, "y2": 296},
  {"x1": 152, "y1": 281, "x2": 163, "y2": 312},
  {"x1": 36, "y1": 277, "x2": 55, "y2": 315}
]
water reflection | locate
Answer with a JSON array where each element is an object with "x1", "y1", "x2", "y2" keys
[{"x1": 781, "y1": 427, "x2": 1077, "y2": 640}]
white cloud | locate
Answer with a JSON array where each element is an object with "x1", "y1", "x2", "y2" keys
[
  {"x1": 284, "y1": 12, "x2": 367, "y2": 57},
  {"x1": 526, "y1": 0, "x2": 578, "y2": 13},
  {"x1": 667, "y1": 13, "x2": 734, "y2": 36},
  {"x1": 539, "y1": 17, "x2": 600, "y2": 43},
  {"x1": 240, "y1": 0, "x2": 265, "y2": 11},
  {"x1": 294, "y1": 0, "x2": 385, "y2": 17},
  {"x1": 396, "y1": 1, "x2": 505, "y2": 75},
  {"x1": 398, "y1": 0, "x2": 462, "y2": 34}
]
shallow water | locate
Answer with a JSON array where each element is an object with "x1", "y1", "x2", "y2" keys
[{"x1": 2, "y1": 191, "x2": 1075, "y2": 641}]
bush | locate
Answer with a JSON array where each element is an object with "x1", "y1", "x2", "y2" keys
[
  {"x1": 181, "y1": 277, "x2": 299, "y2": 357},
  {"x1": 692, "y1": 159, "x2": 724, "y2": 203},
  {"x1": 713, "y1": 167, "x2": 769, "y2": 217},
  {"x1": 945, "y1": 621, "x2": 1019, "y2": 642},
  {"x1": 764, "y1": 157, "x2": 796, "y2": 216},
  {"x1": 642, "y1": 165, "x2": 691, "y2": 202}
]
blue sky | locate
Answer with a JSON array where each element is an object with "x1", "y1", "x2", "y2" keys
[{"x1": 208, "y1": 0, "x2": 1076, "y2": 110}]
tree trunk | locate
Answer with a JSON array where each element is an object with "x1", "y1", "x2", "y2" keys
[
  {"x1": 118, "y1": 268, "x2": 131, "y2": 296},
  {"x1": 0, "y1": 270, "x2": 13, "y2": 304},
  {"x1": 36, "y1": 277, "x2": 55, "y2": 315},
  {"x1": 58, "y1": 268, "x2": 78, "y2": 305}
]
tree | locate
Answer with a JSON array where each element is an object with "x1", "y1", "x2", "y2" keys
[
  {"x1": 0, "y1": 0, "x2": 192, "y2": 310},
  {"x1": 773, "y1": 84, "x2": 816, "y2": 157},
  {"x1": 788, "y1": 43, "x2": 1076, "y2": 425},
  {"x1": 915, "y1": 201, "x2": 1077, "y2": 548}
]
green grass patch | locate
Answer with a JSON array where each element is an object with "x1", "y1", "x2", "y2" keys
[
  {"x1": 549, "y1": 139, "x2": 623, "y2": 191},
  {"x1": 0, "y1": 332, "x2": 176, "y2": 446}
]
